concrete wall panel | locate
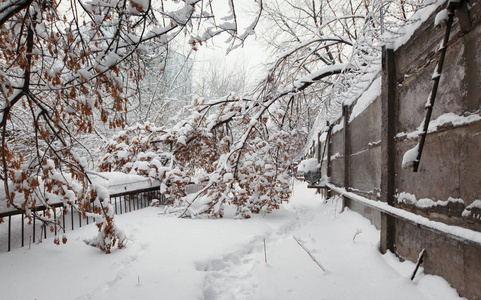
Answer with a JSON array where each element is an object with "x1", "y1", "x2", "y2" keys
[
  {"x1": 349, "y1": 97, "x2": 382, "y2": 154},
  {"x1": 349, "y1": 146, "x2": 381, "y2": 196}
]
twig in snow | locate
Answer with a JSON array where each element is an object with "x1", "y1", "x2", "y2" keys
[
  {"x1": 352, "y1": 229, "x2": 362, "y2": 241},
  {"x1": 264, "y1": 238, "x2": 267, "y2": 264},
  {"x1": 293, "y1": 236, "x2": 327, "y2": 272},
  {"x1": 411, "y1": 248, "x2": 426, "y2": 281}
]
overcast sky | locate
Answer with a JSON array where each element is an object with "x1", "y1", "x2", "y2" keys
[{"x1": 191, "y1": 0, "x2": 269, "y2": 94}]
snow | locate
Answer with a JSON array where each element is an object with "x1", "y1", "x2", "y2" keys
[
  {"x1": 332, "y1": 122, "x2": 344, "y2": 134},
  {"x1": 349, "y1": 77, "x2": 381, "y2": 123},
  {"x1": 396, "y1": 112, "x2": 481, "y2": 140},
  {"x1": 102, "y1": 52, "x2": 122, "y2": 68},
  {"x1": 331, "y1": 152, "x2": 342, "y2": 160},
  {"x1": 301, "y1": 158, "x2": 319, "y2": 173},
  {"x1": 432, "y1": 66, "x2": 441, "y2": 79},
  {"x1": 402, "y1": 143, "x2": 419, "y2": 169},
  {"x1": 327, "y1": 183, "x2": 481, "y2": 248},
  {"x1": 434, "y1": 9, "x2": 449, "y2": 27},
  {"x1": 462, "y1": 200, "x2": 481, "y2": 219},
  {"x1": 394, "y1": 1, "x2": 445, "y2": 50},
  {"x1": 77, "y1": 68, "x2": 93, "y2": 81},
  {"x1": 223, "y1": 172, "x2": 234, "y2": 182},
  {"x1": 292, "y1": 64, "x2": 348, "y2": 90},
  {"x1": 130, "y1": 0, "x2": 149, "y2": 12},
  {"x1": 0, "y1": 182, "x2": 464, "y2": 300},
  {"x1": 90, "y1": 172, "x2": 160, "y2": 195},
  {"x1": 397, "y1": 192, "x2": 464, "y2": 209}
]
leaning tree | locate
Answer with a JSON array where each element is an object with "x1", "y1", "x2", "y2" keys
[
  {"x1": 99, "y1": 0, "x2": 431, "y2": 219},
  {"x1": 0, "y1": 0, "x2": 262, "y2": 252}
]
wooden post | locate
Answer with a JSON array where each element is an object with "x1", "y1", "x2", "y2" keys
[
  {"x1": 380, "y1": 45, "x2": 397, "y2": 254},
  {"x1": 343, "y1": 105, "x2": 350, "y2": 210}
]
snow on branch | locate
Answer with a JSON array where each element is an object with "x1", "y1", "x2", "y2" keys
[
  {"x1": 0, "y1": 0, "x2": 265, "y2": 250},
  {"x1": 0, "y1": 0, "x2": 32, "y2": 27}
]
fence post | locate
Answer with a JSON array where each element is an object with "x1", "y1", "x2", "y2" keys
[
  {"x1": 8, "y1": 215, "x2": 11, "y2": 252},
  {"x1": 54, "y1": 208, "x2": 57, "y2": 237},
  {"x1": 21, "y1": 213, "x2": 24, "y2": 248},
  {"x1": 33, "y1": 213, "x2": 36, "y2": 244},
  {"x1": 71, "y1": 205, "x2": 74, "y2": 231},
  {"x1": 43, "y1": 210, "x2": 47, "y2": 240},
  {"x1": 62, "y1": 206, "x2": 66, "y2": 233},
  {"x1": 343, "y1": 105, "x2": 351, "y2": 210},
  {"x1": 380, "y1": 45, "x2": 397, "y2": 254}
]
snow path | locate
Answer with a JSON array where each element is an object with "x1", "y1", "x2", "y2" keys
[
  {"x1": 199, "y1": 202, "x2": 306, "y2": 299},
  {"x1": 0, "y1": 182, "x2": 463, "y2": 299},
  {"x1": 198, "y1": 184, "x2": 462, "y2": 300}
]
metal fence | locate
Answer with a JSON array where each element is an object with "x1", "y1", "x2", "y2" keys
[{"x1": 0, "y1": 186, "x2": 166, "y2": 253}]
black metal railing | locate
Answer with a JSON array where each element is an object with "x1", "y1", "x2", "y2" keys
[{"x1": 0, "y1": 186, "x2": 166, "y2": 252}]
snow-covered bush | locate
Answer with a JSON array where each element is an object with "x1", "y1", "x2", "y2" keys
[{"x1": 84, "y1": 184, "x2": 126, "y2": 253}]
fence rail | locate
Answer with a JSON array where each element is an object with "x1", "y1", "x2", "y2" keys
[{"x1": 0, "y1": 186, "x2": 165, "y2": 253}]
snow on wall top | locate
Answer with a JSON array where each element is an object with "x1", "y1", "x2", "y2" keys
[
  {"x1": 393, "y1": 0, "x2": 445, "y2": 50},
  {"x1": 348, "y1": 76, "x2": 382, "y2": 123}
]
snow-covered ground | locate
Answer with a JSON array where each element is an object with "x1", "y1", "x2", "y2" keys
[{"x1": 0, "y1": 182, "x2": 463, "y2": 300}]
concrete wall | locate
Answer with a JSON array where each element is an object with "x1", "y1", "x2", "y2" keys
[
  {"x1": 313, "y1": 1, "x2": 481, "y2": 298},
  {"x1": 391, "y1": 2, "x2": 481, "y2": 298}
]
